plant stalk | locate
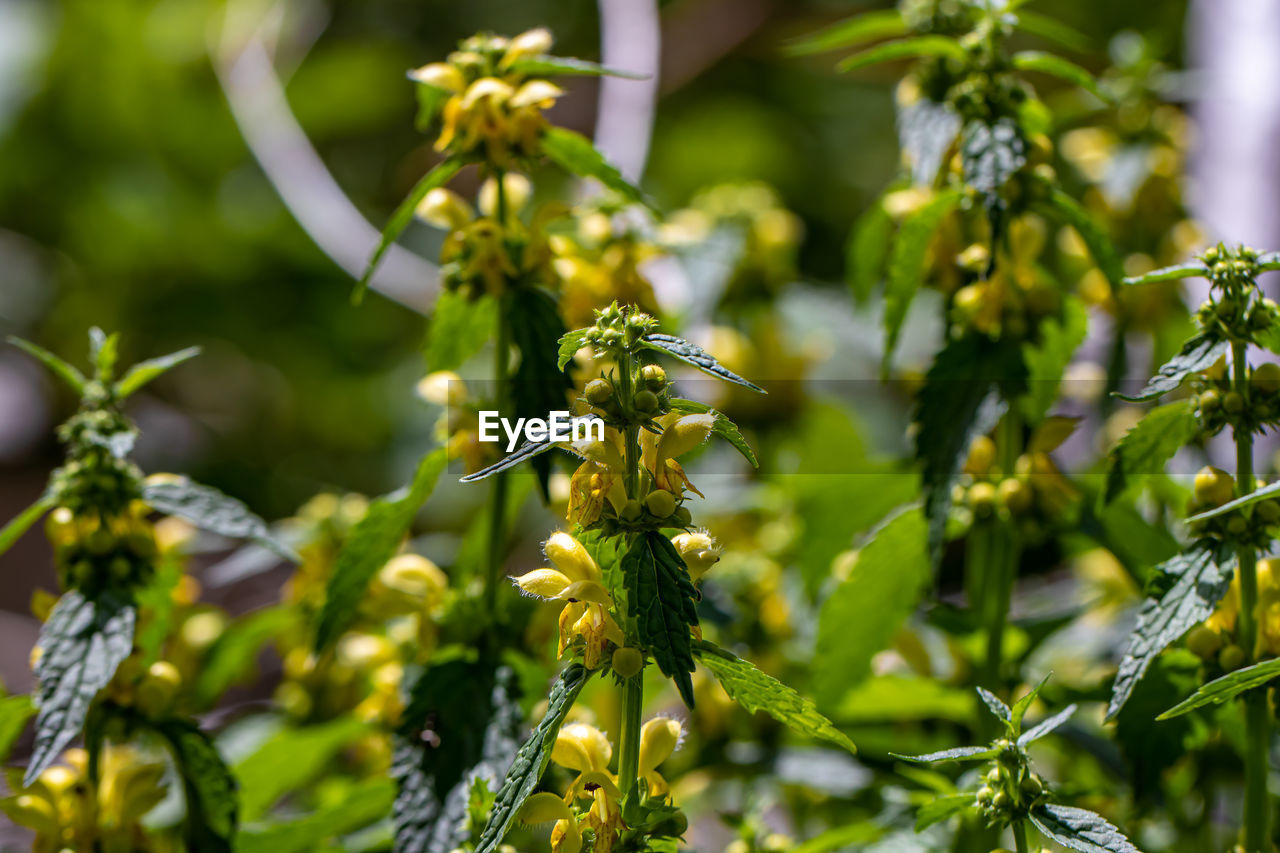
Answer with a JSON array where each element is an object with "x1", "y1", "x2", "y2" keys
[
  {"x1": 617, "y1": 670, "x2": 645, "y2": 812},
  {"x1": 1012, "y1": 820, "x2": 1030, "y2": 853},
  {"x1": 484, "y1": 169, "x2": 513, "y2": 618},
  {"x1": 1232, "y1": 339, "x2": 1270, "y2": 852}
]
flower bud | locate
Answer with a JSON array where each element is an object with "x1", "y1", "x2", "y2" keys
[
  {"x1": 998, "y1": 479, "x2": 1032, "y2": 515},
  {"x1": 553, "y1": 722, "x2": 612, "y2": 772},
  {"x1": 408, "y1": 62, "x2": 465, "y2": 93},
  {"x1": 657, "y1": 414, "x2": 715, "y2": 460},
  {"x1": 672, "y1": 531, "x2": 720, "y2": 580},
  {"x1": 510, "y1": 80, "x2": 563, "y2": 110},
  {"x1": 514, "y1": 568, "x2": 572, "y2": 599},
  {"x1": 504, "y1": 28, "x2": 554, "y2": 62},
  {"x1": 620, "y1": 499, "x2": 643, "y2": 520},
  {"x1": 1219, "y1": 643, "x2": 1247, "y2": 671},
  {"x1": 969, "y1": 482, "x2": 997, "y2": 519},
  {"x1": 478, "y1": 172, "x2": 533, "y2": 216},
  {"x1": 638, "y1": 716, "x2": 682, "y2": 774},
  {"x1": 1223, "y1": 391, "x2": 1245, "y2": 414},
  {"x1": 1253, "y1": 363, "x2": 1280, "y2": 395},
  {"x1": 1186, "y1": 625, "x2": 1222, "y2": 660},
  {"x1": 545, "y1": 531, "x2": 600, "y2": 582},
  {"x1": 460, "y1": 77, "x2": 514, "y2": 109},
  {"x1": 379, "y1": 554, "x2": 448, "y2": 607},
  {"x1": 644, "y1": 490, "x2": 676, "y2": 518},
  {"x1": 964, "y1": 435, "x2": 997, "y2": 478},
  {"x1": 641, "y1": 364, "x2": 667, "y2": 391},
  {"x1": 633, "y1": 389, "x2": 660, "y2": 415},
  {"x1": 1194, "y1": 466, "x2": 1236, "y2": 508},
  {"x1": 135, "y1": 661, "x2": 181, "y2": 717},
  {"x1": 584, "y1": 378, "x2": 614, "y2": 406},
  {"x1": 416, "y1": 188, "x2": 473, "y2": 231},
  {"x1": 1199, "y1": 389, "x2": 1221, "y2": 412},
  {"x1": 519, "y1": 791, "x2": 574, "y2": 825},
  {"x1": 612, "y1": 647, "x2": 644, "y2": 679}
]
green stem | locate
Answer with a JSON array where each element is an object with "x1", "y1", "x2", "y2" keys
[
  {"x1": 618, "y1": 348, "x2": 642, "y2": 500},
  {"x1": 978, "y1": 406, "x2": 1022, "y2": 710},
  {"x1": 484, "y1": 168, "x2": 513, "y2": 618},
  {"x1": 1013, "y1": 820, "x2": 1031, "y2": 853},
  {"x1": 617, "y1": 671, "x2": 644, "y2": 813},
  {"x1": 1231, "y1": 339, "x2": 1270, "y2": 852}
]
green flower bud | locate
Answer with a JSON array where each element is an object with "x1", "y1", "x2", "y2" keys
[{"x1": 644, "y1": 490, "x2": 676, "y2": 518}]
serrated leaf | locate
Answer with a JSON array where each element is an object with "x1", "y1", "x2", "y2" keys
[
  {"x1": 1106, "y1": 542, "x2": 1234, "y2": 720},
  {"x1": 1018, "y1": 704, "x2": 1076, "y2": 745},
  {"x1": 846, "y1": 194, "x2": 894, "y2": 304},
  {"x1": 115, "y1": 346, "x2": 201, "y2": 398},
  {"x1": 1103, "y1": 400, "x2": 1199, "y2": 503},
  {"x1": 915, "y1": 792, "x2": 975, "y2": 831},
  {"x1": 892, "y1": 745, "x2": 997, "y2": 763},
  {"x1": 83, "y1": 426, "x2": 136, "y2": 459},
  {"x1": 8, "y1": 336, "x2": 86, "y2": 393},
  {"x1": 784, "y1": 10, "x2": 907, "y2": 55},
  {"x1": 557, "y1": 328, "x2": 590, "y2": 371},
  {"x1": 813, "y1": 508, "x2": 930, "y2": 705},
  {"x1": 0, "y1": 695, "x2": 34, "y2": 762},
  {"x1": 961, "y1": 118, "x2": 1026, "y2": 211},
  {"x1": 315, "y1": 447, "x2": 448, "y2": 651},
  {"x1": 474, "y1": 664, "x2": 590, "y2": 853},
  {"x1": 425, "y1": 291, "x2": 497, "y2": 372},
  {"x1": 356, "y1": 157, "x2": 464, "y2": 302},
  {"x1": 693, "y1": 639, "x2": 855, "y2": 753},
  {"x1": 26, "y1": 588, "x2": 136, "y2": 784},
  {"x1": 1021, "y1": 296, "x2": 1088, "y2": 423},
  {"x1": 882, "y1": 188, "x2": 964, "y2": 365},
  {"x1": 667, "y1": 398, "x2": 758, "y2": 467},
  {"x1": 1158, "y1": 656, "x2": 1280, "y2": 720},
  {"x1": 898, "y1": 98, "x2": 960, "y2": 187},
  {"x1": 459, "y1": 438, "x2": 565, "y2": 483},
  {"x1": 1011, "y1": 51, "x2": 1107, "y2": 100},
  {"x1": 641, "y1": 333, "x2": 766, "y2": 393},
  {"x1": 238, "y1": 777, "x2": 394, "y2": 853},
  {"x1": 1115, "y1": 333, "x2": 1227, "y2": 402},
  {"x1": 1185, "y1": 479, "x2": 1280, "y2": 524},
  {"x1": 143, "y1": 478, "x2": 297, "y2": 562},
  {"x1": 154, "y1": 718, "x2": 239, "y2": 852},
  {"x1": 509, "y1": 287, "x2": 574, "y2": 496},
  {"x1": 915, "y1": 334, "x2": 1026, "y2": 564},
  {"x1": 541, "y1": 127, "x2": 650, "y2": 208},
  {"x1": 506, "y1": 54, "x2": 646, "y2": 79},
  {"x1": 234, "y1": 716, "x2": 369, "y2": 822},
  {"x1": 1036, "y1": 187, "x2": 1125, "y2": 289},
  {"x1": 625, "y1": 531, "x2": 700, "y2": 708},
  {"x1": 1029, "y1": 804, "x2": 1143, "y2": 853},
  {"x1": 978, "y1": 687, "x2": 1012, "y2": 726},
  {"x1": 1122, "y1": 261, "x2": 1210, "y2": 286},
  {"x1": 0, "y1": 494, "x2": 54, "y2": 558},
  {"x1": 836, "y1": 36, "x2": 967, "y2": 72}
]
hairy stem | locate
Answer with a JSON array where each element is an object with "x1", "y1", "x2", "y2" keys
[
  {"x1": 1231, "y1": 339, "x2": 1269, "y2": 852},
  {"x1": 617, "y1": 670, "x2": 644, "y2": 811},
  {"x1": 1013, "y1": 820, "x2": 1030, "y2": 853}
]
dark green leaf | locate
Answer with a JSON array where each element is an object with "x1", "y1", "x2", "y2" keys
[
  {"x1": 836, "y1": 36, "x2": 966, "y2": 72},
  {"x1": 1122, "y1": 261, "x2": 1209, "y2": 286},
  {"x1": 693, "y1": 639, "x2": 855, "y2": 753},
  {"x1": 26, "y1": 588, "x2": 136, "y2": 784},
  {"x1": 8, "y1": 336, "x2": 86, "y2": 393},
  {"x1": 356, "y1": 157, "x2": 464, "y2": 302},
  {"x1": 506, "y1": 54, "x2": 646, "y2": 78},
  {"x1": 0, "y1": 494, "x2": 54, "y2": 558},
  {"x1": 891, "y1": 745, "x2": 997, "y2": 763},
  {"x1": 625, "y1": 531, "x2": 700, "y2": 707},
  {"x1": 1104, "y1": 400, "x2": 1199, "y2": 503},
  {"x1": 1036, "y1": 187, "x2": 1125, "y2": 289},
  {"x1": 1185, "y1": 479, "x2": 1280, "y2": 523},
  {"x1": 315, "y1": 447, "x2": 448, "y2": 651},
  {"x1": 882, "y1": 188, "x2": 964, "y2": 365},
  {"x1": 238, "y1": 778, "x2": 394, "y2": 853},
  {"x1": 234, "y1": 717, "x2": 369, "y2": 821},
  {"x1": 897, "y1": 98, "x2": 960, "y2": 187},
  {"x1": 0, "y1": 695, "x2": 34, "y2": 762},
  {"x1": 1106, "y1": 542, "x2": 1234, "y2": 720},
  {"x1": 1115, "y1": 333, "x2": 1227, "y2": 402},
  {"x1": 541, "y1": 127, "x2": 649, "y2": 208},
  {"x1": 667, "y1": 398, "x2": 758, "y2": 467},
  {"x1": 1011, "y1": 51, "x2": 1107, "y2": 100},
  {"x1": 458, "y1": 438, "x2": 562, "y2": 483},
  {"x1": 115, "y1": 346, "x2": 201, "y2": 398},
  {"x1": 1158, "y1": 656, "x2": 1280, "y2": 720},
  {"x1": 508, "y1": 287, "x2": 574, "y2": 496},
  {"x1": 557, "y1": 328, "x2": 590, "y2": 371},
  {"x1": 474, "y1": 664, "x2": 591, "y2": 853},
  {"x1": 1018, "y1": 704, "x2": 1076, "y2": 745},
  {"x1": 1021, "y1": 296, "x2": 1088, "y2": 423},
  {"x1": 1029, "y1": 804, "x2": 1143, "y2": 853},
  {"x1": 846, "y1": 195, "x2": 894, "y2": 304},
  {"x1": 143, "y1": 478, "x2": 297, "y2": 562},
  {"x1": 784, "y1": 10, "x2": 907, "y2": 55},
  {"x1": 154, "y1": 718, "x2": 239, "y2": 853},
  {"x1": 813, "y1": 508, "x2": 930, "y2": 705},
  {"x1": 915, "y1": 793, "x2": 975, "y2": 831},
  {"x1": 425, "y1": 291, "x2": 497, "y2": 372},
  {"x1": 642, "y1": 333, "x2": 766, "y2": 393}
]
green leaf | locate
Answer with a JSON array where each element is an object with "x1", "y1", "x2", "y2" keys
[
  {"x1": 891, "y1": 745, "x2": 997, "y2": 763},
  {"x1": 88, "y1": 327, "x2": 119, "y2": 381},
  {"x1": 624, "y1": 531, "x2": 700, "y2": 708},
  {"x1": 960, "y1": 118, "x2": 1026, "y2": 208},
  {"x1": 915, "y1": 334, "x2": 1026, "y2": 564},
  {"x1": 784, "y1": 10, "x2": 907, "y2": 55},
  {"x1": 1185, "y1": 478, "x2": 1280, "y2": 524},
  {"x1": 458, "y1": 438, "x2": 563, "y2": 483},
  {"x1": 693, "y1": 639, "x2": 855, "y2": 753},
  {"x1": 1029, "y1": 804, "x2": 1143, "y2": 853},
  {"x1": 557, "y1": 328, "x2": 590, "y2": 371},
  {"x1": 1009, "y1": 674, "x2": 1051, "y2": 730},
  {"x1": 846, "y1": 195, "x2": 894, "y2": 304},
  {"x1": 1036, "y1": 187, "x2": 1126, "y2": 289},
  {"x1": 1103, "y1": 400, "x2": 1199, "y2": 503},
  {"x1": 0, "y1": 695, "x2": 34, "y2": 763},
  {"x1": 1115, "y1": 333, "x2": 1227, "y2": 402},
  {"x1": 882, "y1": 188, "x2": 964, "y2": 366},
  {"x1": 0, "y1": 494, "x2": 54, "y2": 558},
  {"x1": 234, "y1": 716, "x2": 369, "y2": 822},
  {"x1": 411, "y1": 78, "x2": 452, "y2": 133},
  {"x1": 541, "y1": 127, "x2": 649, "y2": 208},
  {"x1": 1158, "y1": 656, "x2": 1280, "y2": 720},
  {"x1": 154, "y1": 718, "x2": 238, "y2": 852},
  {"x1": 506, "y1": 54, "x2": 646, "y2": 79},
  {"x1": 813, "y1": 508, "x2": 930, "y2": 705},
  {"x1": 356, "y1": 157, "x2": 464, "y2": 302},
  {"x1": 1018, "y1": 704, "x2": 1077, "y2": 745},
  {"x1": 115, "y1": 346, "x2": 201, "y2": 398},
  {"x1": 7, "y1": 336, "x2": 86, "y2": 393},
  {"x1": 1021, "y1": 296, "x2": 1088, "y2": 423},
  {"x1": 1122, "y1": 261, "x2": 1209, "y2": 286},
  {"x1": 425, "y1": 291, "x2": 497, "y2": 372},
  {"x1": 1014, "y1": 11, "x2": 1092, "y2": 52},
  {"x1": 641, "y1": 333, "x2": 766, "y2": 393},
  {"x1": 836, "y1": 36, "x2": 966, "y2": 72},
  {"x1": 898, "y1": 98, "x2": 961, "y2": 187},
  {"x1": 238, "y1": 778, "x2": 394, "y2": 853},
  {"x1": 1011, "y1": 51, "x2": 1107, "y2": 100},
  {"x1": 509, "y1": 287, "x2": 575, "y2": 495},
  {"x1": 194, "y1": 606, "x2": 297, "y2": 706},
  {"x1": 1106, "y1": 541, "x2": 1234, "y2": 720},
  {"x1": 915, "y1": 793, "x2": 975, "y2": 831},
  {"x1": 977, "y1": 687, "x2": 1012, "y2": 727},
  {"x1": 667, "y1": 398, "x2": 758, "y2": 467},
  {"x1": 142, "y1": 478, "x2": 297, "y2": 562},
  {"x1": 26, "y1": 588, "x2": 136, "y2": 784},
  {"x1": 474, "y1": 664, "x2": 591, "y2": 853},
  {"x1": 315, "y1": 447, "x2": 448, "y2": 651}
]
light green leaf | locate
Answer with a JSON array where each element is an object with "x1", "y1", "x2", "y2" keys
[
  {"x1": 425, "y1": 291, "x2": 497, "y2": 372},
  {"x1": 836, "y1": 36, "x2": 966, "y2": 72},
  {"x1": 1185, "y1": 478, "x2": 1280, "y2": 524},
  {"x1": 1029, "y1": 804, "x2": 1143, "y2": 853},
  {"x1": 1115, "y1": 333, "x2": 1227, "y2": 403},
  {"x1": 1011, "y1": 51, "x2": 1107, "y2": 100},
  {"x1": 506, "y1": 55, "x2": 646, "y2": 79},
  {"x1": 1103, "y1": 400, "x2": 1199, "y2": 503},
  {"x1": 915, "y1": 793, "x2": 975, "y2": 830},
  {"x1": 115, "y1": 346, "x2": 201, "y2": 398},
  {"x1": 891, "y1": 745, "x2": 997, "y2": 763},
  {"x1": 233, "y1": 717, "x2": 370, "y2": 822},
  {"x1": 142, "y1": 479, "x2": 297, "y2": 562},
  {"x1": 1037, "y1": 187, "x2": 1125, "y2": 290},
  {"x1": 1009, "y1": 674, "x2": 1051, "y2": 731},
  {"x1": 0, "y1": 494, "x2": 54, "y2": 559},
  {"x1": 642, "y1": 333, "x2": 765, "y2": 393},
  {"x1": 1018, "y1": 704, "x2": 1076, "y2": 745},
  {"x1": 7, "y1": 336, "x2": 86, "y2": 393},
  {"x1": 813, "y1": 508, "x2": 930, "y2": 705},
  {"x1": 694, "y1": 639, "x2": 855, "y2": 753},
  {"x1": 1158, "y1": 657, "x2": 1280, "y2": 719},
  {"x1": 541, "y1": 127, "x2": 650, "y2": 208},
  {"x1": 194, "y1": 606, "x2": 298, "y2": 706},
  {"x1": 1122, "y1": 260, "x2": 1208, "y2": 286},
  {"x1": 1021, "y1": 296, "x2": 1088, "y2": 423},
  {"x1": 882, "y1": 188, "x2": 964, "y2": 366},
  {"x1": 846, "y1": 195, "x2": 894, "y2": 304},
  {"x1": 356, "y1": 157, "x2": 464, "y2": 302},
  {"x1": 238, "y1": 778, "x2": 394, "y2": 853},
  {"x1": 557, "y1": 328, "x2": 590, "y2": 371},
  {"x1": 0, "y1": 695, "x2": 34, "y2": 763},
  {"x1": 784, "y1": 10, "x2": 907, "y2": 56}
]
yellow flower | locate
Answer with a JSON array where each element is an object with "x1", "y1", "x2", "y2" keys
[
  {"x1": 513, "y1": 533, "x2": 623, "y2": 669},
  {"x1": 638, "y1": 716, "x2": 683, "y2": 796}
]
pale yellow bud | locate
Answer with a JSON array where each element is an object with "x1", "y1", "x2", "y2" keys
[
  {"x1": 509, "y1": 80, "x2": 563, "y2": 110},
  {"x1": 671, "y1": 531, "x2": 720, "y2": 580},
  {"x1": 408, "y1": 62, "x2": 465, "y2": 93},
  {"x1": 638, "y1": 716, "x2": 682, "y2": 774},
  {"x1": 378, "y1": 553, "x2": 448, "y2": 607},
  {"x1": 416, "y1": 188, "x2": 473, "y2": 231},
  {"x1": 461, "y1": 77, "x2": 514, "y2": 109},
  {"x1": 656, "y1": 414, "x2": 715, "y2": 460},
  {"x1": 478, "y1": 172, "x2": 533, "y2": 217},
  {"x1": 544, "y1": 531, "x2": 601, "y2": 582},
  {"x1": 337, "y1": 633, "x2": 396, "y2": 669},
  {"x1": 504, "y1": 28, "x2": 554, "y2": 63},
  {"x1": 553, "y1": 722, "x2": 612, "y2": 772},
  {"x1": 417, "y1": 371, "x2": 467, "y2": 407},
  {"x1": 514, "y1": 568, "x2": 573, "y2": 599}
]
